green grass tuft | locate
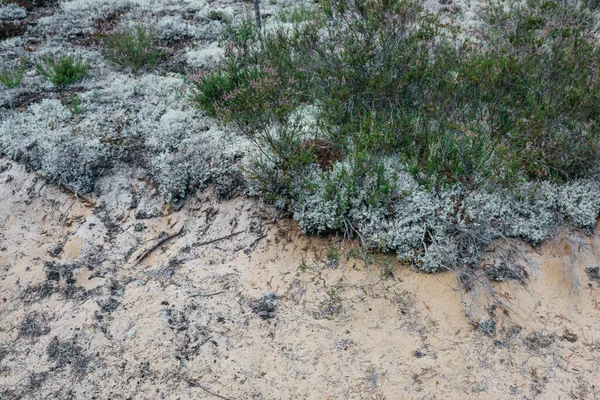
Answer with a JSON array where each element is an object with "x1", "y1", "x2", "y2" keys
[
  {"x1": 100, "y1": 24, "x2": 163, "y2": 72},
  {"x1": 35, "y1": 55, "x2": 89, "y2": 86},
  {"x1": 0, "y1": 58, "x2": 27, "y2": 89}
]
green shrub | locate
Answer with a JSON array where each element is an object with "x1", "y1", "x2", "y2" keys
[
  {"x1": 100, "y1": 24, "x2": 163, "y2": 72},
  {"x1": 208, "y1": 10, "x2": 225, "y2": 21},
  {"x1": 0, "y1": 58, "x2": 27, "y2": 89},
  {"x1": 35, "y1": 54, "x2": 89, "y2": 86},
  {"x1": 193, "y1": 0, "x2": 600, "y2": 186},
  {"x1": 189, "y1": 0, "x2": 600, "y2": 270}
]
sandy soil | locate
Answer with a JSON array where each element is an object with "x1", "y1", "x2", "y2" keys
[{"x1": 1, "y1": 158, "x2": 599, "y2": 400}]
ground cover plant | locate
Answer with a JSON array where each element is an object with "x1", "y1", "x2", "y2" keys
[
  {"x1": 100, "y1": 23, "x2": 163, "y2": 72},
  {"x1": 36, "y1": 54, "x2": 89, "y2": 86},
  {"x1": 0, "y1": 58, "x2": 26, "y2": 88},
  {"x1": 190, "y1": 0, "x2": 600, "y2": 273}
]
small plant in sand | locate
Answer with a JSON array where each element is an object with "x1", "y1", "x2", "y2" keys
[
  {"x1": 101, "y1": 23, "x2": 163, "y2": 72},
  {"x1": 36, "y1": 54, "x2": 89, "y2": 86}
]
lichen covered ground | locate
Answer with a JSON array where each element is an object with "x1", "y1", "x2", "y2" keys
[{"x1": 1, "y1": 0, "x2": 600, "y2": 398}]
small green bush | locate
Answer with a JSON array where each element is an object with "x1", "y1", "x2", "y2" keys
[
  {"x1": 35, "y1": 54, "x2": 89, "y2": 86},
  {"x1": 0, "y1": 58, "x2": 27, "y2": 89},
  {"x1": 208, "y1": 10, "x2": 225, "y2": 21},
  {"x1": 101, "y1": 24, "x2": 163, "y2": 72}
]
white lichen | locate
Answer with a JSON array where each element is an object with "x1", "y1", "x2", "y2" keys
[{"x1": 0, "y1": 4, "x2": 27, "y2": 20}]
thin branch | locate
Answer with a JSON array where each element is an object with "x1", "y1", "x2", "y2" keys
[
  {"x1": 134, "y1": 226, "x2": 184, "y2": 266},
  {"x1": 193, "y1": 230, "x2": 246, "y2": 247},
  {"x1": 179, "y1": 375, "x2": 235, "y2": 400},
  {"x1": 235, "y1": 232, "x2": 268, "y2": 252},
  {"x1": 189, "y1": 291, "x2": 225, "y2": 298}
]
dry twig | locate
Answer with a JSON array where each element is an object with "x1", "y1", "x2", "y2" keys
[
  {"x1": 134, "y1": 226, "x2": 184, "y2": 266},
  {"x1": 193, "y1": 230, "x2": 245, "y2": 247},
  {"x1": 179, "y1": 375, "x2": 235, "y2": 400}
]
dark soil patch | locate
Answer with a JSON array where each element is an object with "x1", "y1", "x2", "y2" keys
[
  {"x1": 46, "y1": 336, "x2": 90, "y2": 376},
  {"x1": 0, "y1": 91, "x2": 43, "y2": 110},
  {"x1": 97, "y1": 297, "x2": 120, "y2": 313},
  {"x1": 45, "y1": 260, "x2": 78, "y2": 283},
  {"x1": 524, "y1": 332, "x2": 556, "y2": 350},
  {"x1": 47, "y1": 242, "x2": 64, "y2": 258},
  {"x1": 0, "y1": 21, "x2": 26, "y2": 40},
  {"x1": 41, "y1": 261, "x2": 92, "y2": 300},
  {"x1": 22, "y1": 281, "x2": 55, "y2": 303},
  {"x1": 251, "y1": 292, "x2": 279, "y2": 320},
  {"x1": 19, "y1": 313, "x2": 51, "y2": 337},
  {"x1": 0, "y1": 347, "x2": 9, "y2": 362},
  {"x1": 586, "y1": 267, "x2": 600, "y2": 287},
  {"x1": 27, "y1": 371, "x2": 49, "y2": 390},
  {"x1": 485, "y1": 262, "x2": 529, "y2": 283},
  {"x1": 1, "y1": 0, "x2": 59, "y2": 41},
  {"x1": 70, "y1": 10, "x2": 125, "y2": 48},
  {"x1": 561, "y1": 329, "x2": 578, "y2": 343},
  {"x1": 4, "y1": 0, "x2": 57, "y2": 11},
  {"x1": 298, "y1": 139, "x2": 343, "y2": 171}
]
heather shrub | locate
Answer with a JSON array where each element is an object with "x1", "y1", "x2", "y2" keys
[
  {"x1": 35, "y1": 54, "x2": 89, "y2": 86},
  {"x1": 101, "y1": 23, "x2": 163, "y2": 72},
  {"x1": 189, "y1": 0, "x2": 600, "y2": 272},
  {"x1": 193, "y1": 0, "x2": 600, "y2": 184}
]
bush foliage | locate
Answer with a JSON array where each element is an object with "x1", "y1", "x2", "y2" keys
[{"x1": 190, "y1": 0, "x2": 600, "y2": 271}]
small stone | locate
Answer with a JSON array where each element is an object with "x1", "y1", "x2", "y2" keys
[
  {"x1": 562, "y1": 329, "x2": 578, "y2": 343},
  {"x1": 478, "y1": 318, "x2": 496, "y2": 336},
  {"x1": 125, "y1": 327, "x2": 137, "y2": 338}
]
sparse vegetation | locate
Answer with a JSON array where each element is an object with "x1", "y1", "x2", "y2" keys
[
  {"x1": 61, "y1": 94, "x2": 85, "y2": 115},
  {"x1": 100, "y1": 23, "x2": 163, "y2": 72},
  {"x1": 35, "y1": 54, "x2": 89, "y2": 86},
  {"x1": 0, "y1": 58, "x2": 26, "y2": 88},
  {"x1": 2, "y1": 0, "x2": 57, "y2": 11}
]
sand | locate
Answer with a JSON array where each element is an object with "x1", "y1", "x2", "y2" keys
[{"x1": 1, "y1": 158, "x2": 599, "y2": 399}]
